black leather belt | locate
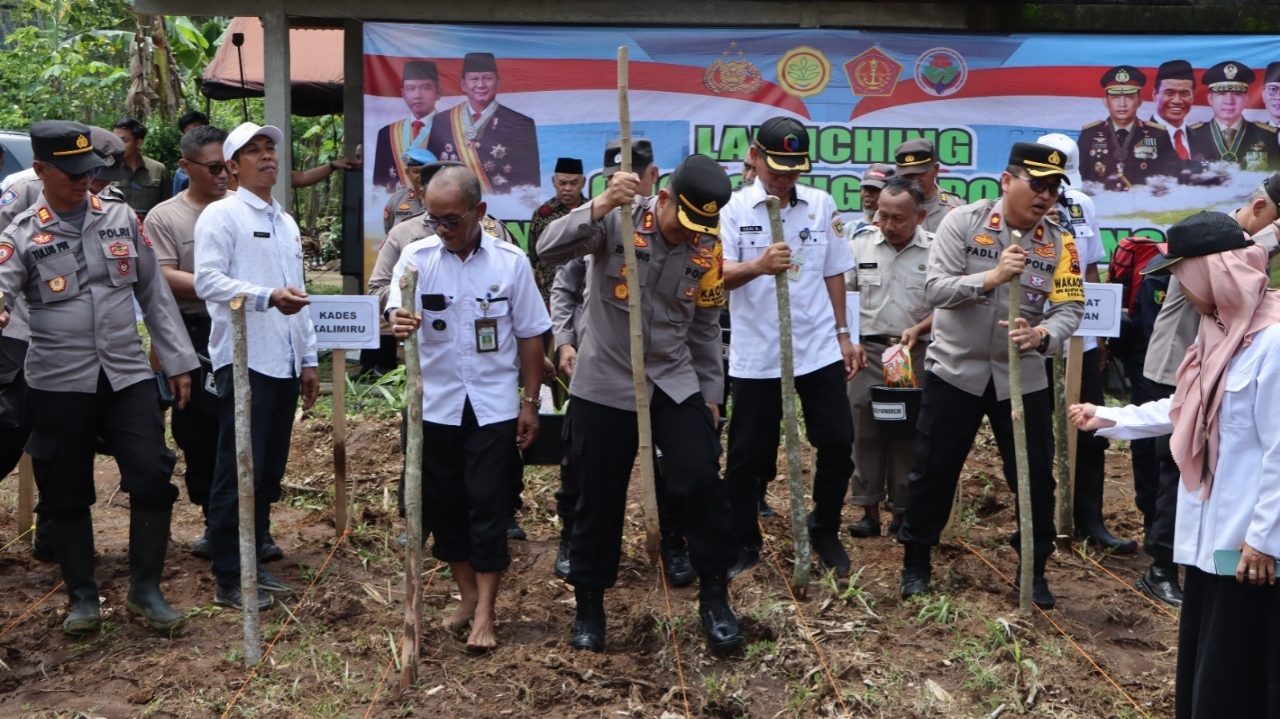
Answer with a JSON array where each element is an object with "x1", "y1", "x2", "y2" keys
[{"x1": 860, "y1": 334, "x2": 898, "y2": 345}]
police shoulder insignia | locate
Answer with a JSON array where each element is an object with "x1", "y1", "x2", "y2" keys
[
  {"x1": 1081, "y1": 119, "x2": 1105, "y2": 130},
  {"x1": 1145, "y1": 118, "x2": 1167, "y2": 131},
  {"x1": 1258, "y1": 123, "x2": 1279, "y2": 134},
  {"x1": 0, "y1": 189, "x2": 15, "y2": 207},
  {"x1": 482, "y1": 216, "x2": 498, "y2": 234},
  {"x1": 0, "y1": 242, "x2": 13, "y2": 265},
  {"x1": 612, "y1": 280, "x2": 629, "y2": 301},
  {"x1": 974, "y1": 233, "x2": 995, "y2": 246},
  {"x1": 33, "y1": 232, "x2": 54, "y2": 245},
  {"x1": 641, "y1": 210, "x2": 655, "y2": 232},
  {"x1": 1033, "y1": 225, "x2": 1045, "y2": 242},
  {"x1": 632, "y1": 232, "x2": 648, "y2": 248},
  {"x1": 109, "y1": 241, "x2": 129, "y2": 257},
  {"x1": 1188, "y1": 121, "x2": 1206, "y2": 130},
  {"x1": 830, "y1": 210, "x2": 845, "y2": 236},
  {"x1": 88, "y1": 195, "x2": 102, "y2": 211},
  {"x1": 987, "y1": 212, "x2": 1002, "y2": 231},
  {"x1": 36, "y1": 207, "x2": 53, "y2": 225},
  {"x1": 138, "y1": 223, "x2": 152, "y2": 247}
]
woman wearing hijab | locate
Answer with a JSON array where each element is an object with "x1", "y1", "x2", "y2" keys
[{"x1": 1069, "y1": 210, "x2": 1280, "y2": 719}]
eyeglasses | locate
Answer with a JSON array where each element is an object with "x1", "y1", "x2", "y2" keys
[
  {"x1": 58, "y1": 165, "x2": 101, "y2": 182},
  {"x1": 1014, "y1": 172, "x2": 1062, "y2": 197},
  {"x1": 189, "y1": 159, "x2": 228, "y2": 176},
  {"x1": 424, "y1": 204, "x2": 479, "y2": 231}
]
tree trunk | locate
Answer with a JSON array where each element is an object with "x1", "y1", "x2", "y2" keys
[
  {"x1": 230, "y1": 295, "x2": 262, "y2": 664},
  {"x1": 400, "y1": 269, "x2": 425, "y2": 690},
  {"x1": 1006, "y1": 231, "x2": 1034, "y2": 615},
  {"x1": 1053, "y1": 352, "x2": 1071, "y2": 540}
]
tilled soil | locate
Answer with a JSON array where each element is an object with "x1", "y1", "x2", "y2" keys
[{"x1": 0, "y1": 413, "x2": 1177, "y2": 718}]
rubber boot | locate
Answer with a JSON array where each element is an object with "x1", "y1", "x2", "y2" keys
[
  {"x1": 190, "y1": 505, "x2": 212, "y2": 559},
  {"x1": 125, "y1": 508, "x2": 185, "y2": 631},
  {"x1": 569, "y1": 586, "x2": 605, "y2": 652},
  {"x1": 32, "y1": 513, "x2": 56, "y2": 562},
  {"x1": 1031, "y1": 554, "x2": 1056, "y2": 610},
  {"x1": 900, "y1": 542, "x2": 931, "y2": 599},
  {"x1": 697, "y1": 573, "x2": 743, "y2": 654},
  {"x1": 53, "y1": 515, "x2": 100, "y2": 635}
]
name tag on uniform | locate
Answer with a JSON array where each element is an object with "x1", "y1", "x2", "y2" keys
[
  {"x1": 253, "y1": 231, "x2": 271, "y2": 238},
  {"x1": 475, "y1": 318, "x2": 498, "y2": 352},
  {"x1": 740, "y1": 226, "x2": 763, "y2": 233},
  {"x1": 858, "y1": 262, "x2": 878, "y2": 269}
]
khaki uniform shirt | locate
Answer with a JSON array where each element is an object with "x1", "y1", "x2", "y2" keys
[
  {"x1": 549, "y1": 257, "x2": 587, "y2": 350},
  {"x1": 925, "y1": 198, "x2": 1084, "y2": 400},
  {"x1": 0, "y1": 174, "x2": 48, "y2": 342},
  {"x1": 145, "y1": 191, "x2": 209, "y2": 317},
  {"x1": 921, "y1": 189, "x2": 963, "y2": 233},
  {"x1": 535, "y1": 198, "x2": 725, "y2": 411},
  {"x1": 0, "y1": 191, "x2": 197, "y2": 392},
  {"x1": 845, "y1": 225, "x2": 934, "y2": 338},
  {"x1": 382, "y1": 186, "x2": 424, "y2": 235},
  {"x1": 114, "y1": 155, "x2": 169, "y2": 216}
]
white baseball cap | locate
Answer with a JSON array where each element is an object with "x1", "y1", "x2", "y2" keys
[
  {"x1": 1034, "y1": 133, "x2": 1082, "y2": 188},
  {"x1": 223, "y1": 122, "x2": 284, "y2": 163}
]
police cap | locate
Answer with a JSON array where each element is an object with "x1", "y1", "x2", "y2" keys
[
  {"x1": 861, "y1": 163, "x2": 894, "y2": 190},
  {"x1": 1203, "y1": 61, "x2": 1253, "y2": 93},
  {"x1": 603, "y1": 138, "x2": 654, "y2": 177},
  {"x1": 754, "y1": 117, "x2": 811, "y2": 173},
  {"x1": 401, "y1": 147, "x2": 436, "y2": 168},
  {"x1": 89, "y1": 125, "x2": 128, "y2": 182},
  {"x1": 669, "y1": 154, "x2": 731, "y2": 236},
  {"x1": 1008, "y1": 141, "x2": 1070, "y2": 183},
  {"x1": 1100, "y1": 65, "x2": 1146, "y2": 95},
  {"x1": 894, "y1": 138, "x2": 936, "y2": 176},
  {"x1": 30, "y1": 120, "x2": 110, "y2": 176},
  {"x1": 1143, "y1": 211, "x2": 1251, "y2": 276}
]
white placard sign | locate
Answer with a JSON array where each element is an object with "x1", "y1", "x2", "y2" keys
[
  {"x1": 845, "y1": 291, "x2": 861, "y2": 341},
  {"x1": 308, "y1": 295, "x2": 382, "y2": 350},
  {"x1": 1073, "y1": 282, "x2": 1123, "y2": 338}
]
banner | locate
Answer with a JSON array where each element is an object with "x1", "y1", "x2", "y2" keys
[{"x1": 362, "y1": 24, "x2": 1280, "y2": 279}]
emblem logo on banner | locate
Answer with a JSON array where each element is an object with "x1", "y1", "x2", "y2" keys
[
  {"x1": 844, "y1": 45, "x2": 902, "y2": 97},
  {"x1": 777, "y1": 46, "x2": 831, "y2": 97},
  {"x1": 914, "y1": 47, "x2": 968, "y2": 97},
  {"x1": 704, "y1": 42, "x2": 764, "y2": 95}
]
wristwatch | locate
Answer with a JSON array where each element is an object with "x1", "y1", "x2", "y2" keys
[
  {"x1": 1035, "y1": 328, "x2": 1051, "y2": 354},
  {"x1": 520, "y1": 394, "x2": 540, "y2": 407},
  {"x1": 836, "y1": 326, "x2": 852, "y2": 337}
]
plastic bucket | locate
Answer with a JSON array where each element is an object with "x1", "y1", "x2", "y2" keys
[{"x1": 869, "y1": 385, "x2": 923, "y2": 440}]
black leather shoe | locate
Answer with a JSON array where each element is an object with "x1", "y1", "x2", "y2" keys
[
  {"x1": 257, "y1": 566, "x2": 292, "y2": 593},
  {"x1": 900, "y1": 542, "x2": 931, "y2": 599},
  {"x1": 758, "y1": 498, "x2": 776, "y2": 518},
  {"x1": 1135, "y1": 564, "x2": 1183, "y2": 607},
  {"x1": 887, "y1": 514, "x2": 903, "y2": 536},
  {"x1": 554, "y1": 537, "x2": 572, "y2": 580},
  {"x1": 190, "y1": 527, "x2": 213, "y2": 560},
  {"x1": 1031, "y1": 576, "x2": 1056, "y2": 610},
  {"x1": 846, "y1": 516, "x2": 881, "y2": 539},
  {"x1": 661, "y1": 545, "x2": 696, "y2": 587},
  {"x1": 811, "y1": 531, "x2": 851, "y2": 578},
  {"x1": 506, "y1": 517, "x2": 528, "y2": 541},
  {"x1": 258, "y1": 533, "x2": 284, "y2": 563},
  {"x1": 215, "y1": 584, "x2": 275, "y2": 611},
  {"x1": 569, "y1": 587, "x2": 605, "y2": 652},
  {"x1": 727, "y1": 546, "x2": 759, "y2": 581},
  {"x1": 698, "y1": 576, "x2": 743, "y2": 654},
  {"x1": 1076, "y1": 525, "x2": 1138, "y2": 555}
]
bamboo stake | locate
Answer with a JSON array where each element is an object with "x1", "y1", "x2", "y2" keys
[
  {"x1": 17, "y1": 454, "x2": 34, "y2": 543},
  {"x1": 400, "y1": 268, "x2": 425, "y2": 691},
  {"x1": 230, "y1": 295, "x2": 261, "y2": 664},
  {"x1": 616, "y1": 46, "x2": 661, "y2": 564},
  {"x1": 332, "y1": 348, "x2": 348, "y2": 536},
  {"x1": 1006, "y1": 231, "x2": 1034, "y2": 614},
  {"x1": 1062, "y1": 336, "x2": 1084, "y2": 537},
  {"x1": 1052, "y1": 353, "x2": 1071, "y2": 539},
  {"x1": 765, "y1": 197, "x2": 810, "y2": 592}
]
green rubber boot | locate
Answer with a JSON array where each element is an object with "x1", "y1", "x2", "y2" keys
[
  {"x1": 53, "y1": 515, "x2": 101, "y2": 635},
  {"x1": 125, "y1": 508, "x2": 185, "y2": 632}
]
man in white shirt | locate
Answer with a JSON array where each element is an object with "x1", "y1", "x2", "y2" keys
[
  {"x1": 194, "y1": 122, "x2": 320, "y2": 611},
  {"x1": 389, "y1": 165, "x2": 550, "y2": 651},
  {"x1": 720, "y1": 116, "x2": 863, "y2": 579},
  {"x1": 1151, "y1": 60, "x2": 1196, "y2": 163}
]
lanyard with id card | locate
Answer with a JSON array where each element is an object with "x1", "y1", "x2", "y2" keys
[{"x1": 475, "y1": 293, "x2": 507, "y2": 353}]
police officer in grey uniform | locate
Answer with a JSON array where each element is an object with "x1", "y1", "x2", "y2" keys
[
  {"x1": 536, "y1": 154, "x2": 741, "y2": 654},
  {"x1": 844, "y1": 177, "x2": 934, "y2": 539},
  {"x1": 893, "y1": 139, "x2": 962, "y2": 233},
  {"x1": 382, "y1": 147, "x2": 432, "y2": 235},
  {"x1": 897, "y1": 142, "x2": 1085, "y2": 610},
  {"x1": 0, "y1": 121, "x2": 198, "y2": 635}
]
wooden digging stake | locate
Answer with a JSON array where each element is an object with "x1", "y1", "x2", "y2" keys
[
  {"x1": 399, "y1": 268, "x2": 425, "y2": 691},
  {"x1": 230, "y1": 295, "x2": 262, "y2": 664},
  {"x1": 17, "y1": 454, "x2": 34, "y2": 543},
  {"x1": 1052, "y1": 352, "x2": 1072, "y2": 540},
  {"x1": 332, "y1": 347, "x2": 348, "y2": 536},
  {"x1": 1006, "y1": 231, "x2": 1035, "y2": 614},
  {"x1": 765, "y1": 197, "x2": 810, "y2": 592},
  {"x1": 1061, "y1": 335, "x2": 1084, "y2": 537},
  {"x1": 616, "y1": 46, "x2": 662, "y2": 564}
]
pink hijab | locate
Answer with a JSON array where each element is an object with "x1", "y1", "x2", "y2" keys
[{"x1": 1169, "y1": 243, "x2": 1280, "y2": 498}]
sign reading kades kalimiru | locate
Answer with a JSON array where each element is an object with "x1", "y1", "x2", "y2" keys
[{"x1": 308, "y1": 296, "x2": 382, "y2": 350}]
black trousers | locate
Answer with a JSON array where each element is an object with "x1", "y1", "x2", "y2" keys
[
  {"x1": 208, "y1": 367, "x2": 299, "y2": 586},
  {"x1": 421, "y1": 400, "x2": 514, "y2": 572},
  {"x1": 359, "y1": 334, "x2": 399, "y2": 373},
  {"x1": 1176, "y1": 566, "x2": 1280, "y2": 718},
  {"x1": 1044, "y1": 350, "x2": 1110, "y2": 529},
  {"x1": 27, "y1": 372, "x2": 177, "y2": 520},
  {"x1": 170, "y1": 314, "x2": 219, "y2": 510},
  {"x1": 0, "y1": 336, "x2": 30, "y2": 480},
  {"x1": 567, "y1": 391, "x2": 730, "y2": 590},
  {"x1": 554, "y1": 402, "x2": 686, "y2": 548},
  {"x1": 725, "y1": 360, "x2": 853, "y2": 548},
  {"x1": 899, "y1": 374, "x2": 1057, "y2": 559},
  {"x1": 1133, "y1": 373, "x2": 1179, "y2": 567}
]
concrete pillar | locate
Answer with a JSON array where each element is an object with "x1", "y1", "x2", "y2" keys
[
  {"x1": 342, "y1": 18, "x2": 364, "y2": 294},
  {"x1": 261, "y1": 3, "x2": 292, "y2": 208}
]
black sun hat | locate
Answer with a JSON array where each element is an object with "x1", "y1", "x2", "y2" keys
[{"x1": 1142, "y1": 211, "x2": 1251, "y2": 276}]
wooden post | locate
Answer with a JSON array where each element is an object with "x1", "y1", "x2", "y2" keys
[
  {"x1": 332, "y1": 348, "x2": 348, "y2": 535},
  {"x1": 765, "y1": 198, "x2": 810, "y2": 591},
  {"x1": 399, "y1": 269, "x2": 424, "y2": 690},
  {"x1": 17, "y1": 454, "x2": 34, "y2": 541},
  {"x1": 1053, "y1": 353, "x2": 1072, "y2": 539},
  {"x1": 230, "y1": 295, "x2": 261, "y2": 664},
  {"x1": 1007, "y1": 230, "x2": 1034, "y2": 614},
  {"x1": 616, "y1": 46, "x2": 662, "y2": 564},
  {"x1": 1062, "y1": 336, "x2": 1084, "y2": 537}
]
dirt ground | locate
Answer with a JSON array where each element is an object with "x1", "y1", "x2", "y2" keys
[{"x1": 0, "y1": 410, "x2": 1176, "y2": 718}]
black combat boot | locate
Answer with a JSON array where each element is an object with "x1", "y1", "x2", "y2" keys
[
  {"x1": 698, "y1": 573, "x2": 743, "y2": 654},
  {"x1": 125, "y1": 508, "x2": 185, "y2": 631},
  {"x1": 32, "y1": 513, "x2": 56, "y2": 562},
  {"x1": 660, "y1": 535, "x2": 696, "y2": 588},
  {"x1": 190, "y1": 506, "x2": 212, "y2": 559},
  {"x1": 1031, "y1": 553, "x2": 1056, "y2": 610},
  {"x1": 569, "y1": 586, "x2": 605, "y2": 652},
  {"x1": 554, "y1": 523, "x2": 572, "y2": 580},
  {"x1": 53, "y1": 514, "x2": 100, "y2": 635},
  {"x1": 900, "y1": 542, "x2": 932, "y2": 599}
]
